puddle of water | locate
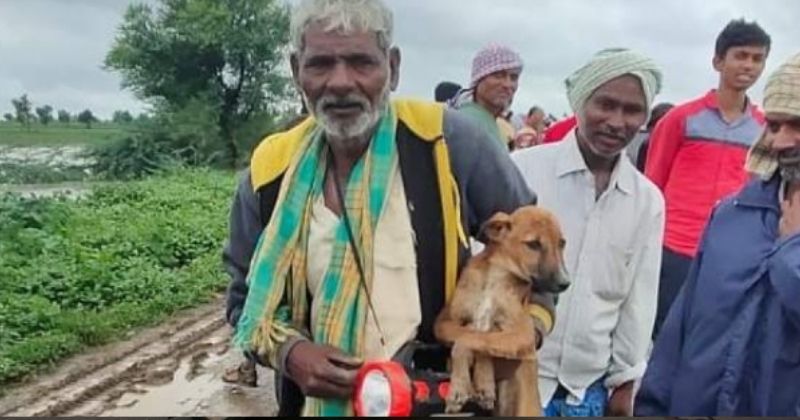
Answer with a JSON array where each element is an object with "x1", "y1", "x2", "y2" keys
[
  {"x1": 54, "y1": 325, "x2": 278, "y2": 417},
  {"x1": 0, "y1": 146, "x2": 92, "y2": 167},
  {"x1": 0, "y1": 183, "x2": 90, "y2": 199},
  {"x1": 93, "y1": 339, "x2": 278, "y2": 417},
  {"x1": 101, "y1": 351, "x2": 226, "y2": 416}
]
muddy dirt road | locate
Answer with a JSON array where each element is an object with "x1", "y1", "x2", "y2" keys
[{"x1": 0, "y1": 297, "x2": 279, "y2": 417}]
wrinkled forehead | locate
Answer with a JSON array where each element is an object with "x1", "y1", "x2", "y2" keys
[
  {"x1": 587, "y1": 74, "x2": 647, "y2": 107},
  {"x1": 766, "y1": 112, "x2": 800, "y2": 124},
  {"x1": 299, "y1": 22, "x2": 385, "y2": 57}
]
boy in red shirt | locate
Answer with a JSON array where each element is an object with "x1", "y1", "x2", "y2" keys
[{"x1": 645, "y1": 19, "x2": 771, "y2": 337}]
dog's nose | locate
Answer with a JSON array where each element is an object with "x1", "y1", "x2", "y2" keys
[
  {"x1": 556, "y1": 270, "x2": 570, "y2": 292},
  {"x1": 556, "y1": 280, "x2": 570, "y2": 292}
]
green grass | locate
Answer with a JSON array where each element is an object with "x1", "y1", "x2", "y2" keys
[
  {"x1": 0, "y1": 122, "x2": 127, "y2": 147},
  {"x1": 0, "y1": 168, "x2": 237, "y2": 387}
]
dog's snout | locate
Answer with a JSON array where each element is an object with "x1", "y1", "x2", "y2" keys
[
  {"x1": 540, "y1": 270, "x2": 570, "y2": 294},
  {"x1": 557, "y1": 268, "x2": 570, "y2": 292},
  {"x1": 555, "y1": 279, "x2": 570, "y2": 293}
]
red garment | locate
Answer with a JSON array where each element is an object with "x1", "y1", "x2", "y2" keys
[
  {"x1": 644, "y1": 90, "x2": 764, "y2": 257},
  {"x1": 543, "y1": 115, "x2": 577, "y2": 143}
]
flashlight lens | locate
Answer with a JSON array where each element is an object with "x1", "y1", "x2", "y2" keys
[{"x1": 359, "y1": 370, "x2": 391, "y2": 416}]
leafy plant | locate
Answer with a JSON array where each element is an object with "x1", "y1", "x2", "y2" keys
[{"x1": 0, "y1": 169, "x2": 236, "y2": 385}]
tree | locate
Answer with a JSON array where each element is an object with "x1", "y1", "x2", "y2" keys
[
  {"x1": 11, "y1": 94, "x2": 32, "y2": 129},
  {"x1": 3, "y1": 113, "x2": 13, "y2": 122},
  {"x1": 77, "y1": 109, "x2": 97, "y2": 128},
  {"x1": 104, "y1": 0, "x2": 293, "y2": 167},
  {"x1": 58, "y1": 109, "x2": 71, "y2": 123},
  {"x1": 35, "y1": 105, "x2": 54, "y2": 126},
  {"x1": 112, "y1": 110, "x2": 134, "y2": 124}
]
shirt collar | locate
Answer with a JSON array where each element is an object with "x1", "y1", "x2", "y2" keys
[
  {"x1": 735, "y1": 173, "x2": 781, "y2": 212},
  {"x1": 556, "y1": 130, "x2": 636, "y2": 195},
  {"x1": 702, "y1": 89, "x2": 757, "y2": 116}
]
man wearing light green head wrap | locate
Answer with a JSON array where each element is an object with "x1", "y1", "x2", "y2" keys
[{"x1": 512, "y1": 48, "x2": 665, "y2": 416}]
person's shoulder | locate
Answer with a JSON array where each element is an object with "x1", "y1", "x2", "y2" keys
[
  {"x1": 669, "y1": 92, "x2": 712, "y2": 117},
  {"x1": 442, "y1": 108, "x2": 497, "y2": 154},
  {"x1": 704, "y1": 178, "x2": 767, "y2": 226},
  {"x1": 630, "y1": 168, "x2": 665, "y2": 210},
  {"x1": 512, "y1": 142, "x2": 561, "y2": 163},
  {"x1": 509, "y1": 144, "x2": 562, "y2": 182},
  {"x1": 250, "y1": 117, "x2": 314, "y2": 190},
  {"x1": 443, "y1": 106, "x2": 481, "y2": 136}
]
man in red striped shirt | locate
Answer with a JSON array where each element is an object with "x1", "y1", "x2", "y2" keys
[{"x1": 645, "y1": 19, "x2": 771, "y2": 338}]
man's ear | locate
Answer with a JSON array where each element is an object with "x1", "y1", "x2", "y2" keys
[
  {"x1": 480, "y1": 212, "x2": 512, "y2": 244},
  {"x1": 290, "y1": 53, "x2": 301, "y2": 88},
  {"x1": 712, "y1": 54, "x2": 723, "y2": 73},
  {"x1": 389, "y1": 47, "x2": 401, "y2": 91}
]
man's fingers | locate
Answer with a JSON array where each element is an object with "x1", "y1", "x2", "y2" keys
[
  {"x1": 320, "y1": 361, "x2": 359, "y2": 388},
  {"x1": 306, "y1": 376, "x2": 353, "y2": 399},
  {"x1": 790, "y1": 187, "x2": 800, "y2": 206},
  {"x1": 326, "y1": 351, "x2": 363, "y2": 369}
]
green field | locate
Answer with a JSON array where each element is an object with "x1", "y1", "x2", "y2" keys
[
  {"x1": 0, "y1": 122, "x2": 126, "y2": 147},
  {"x1": 0, "y1": 169, "x2": 236, "y2": 388}
]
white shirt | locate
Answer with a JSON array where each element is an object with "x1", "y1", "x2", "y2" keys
[
  {"x1": 307, "y1": 162, "x2": 421, "y2": 361},
  {"x1": 511, "y1": 131, "x2": 664, "y2": 406}
]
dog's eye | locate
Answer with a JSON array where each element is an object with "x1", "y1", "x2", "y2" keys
[
  {"x1": 526, "y1": 239, "x2": 543, "y2": 251},
  {"x1": 559, "y1": 238, "x2": 566, "y2": 249}
]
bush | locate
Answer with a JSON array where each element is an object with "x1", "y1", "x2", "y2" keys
[
  {"x1": 0, "y1": 169, "x2": 236, "y2": 385},
  {"x1": 89, "y1": 129, "x2": 179, "y2": 180}
]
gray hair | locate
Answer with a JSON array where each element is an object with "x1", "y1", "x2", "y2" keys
[{"x1": 290, "y1": 0, "x2": 394, "y2": 53}]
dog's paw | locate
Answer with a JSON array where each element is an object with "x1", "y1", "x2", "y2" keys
[
  {"x1": 445, "y1": 383, "x2": 473, "y2": 413},
  {"x1": 474, "y1": 386, "x2": 496, "y2": 411}
]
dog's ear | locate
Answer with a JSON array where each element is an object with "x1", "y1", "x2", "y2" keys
[{"x1": 480, "y1": 212, "x2": 512, "y2": 243}]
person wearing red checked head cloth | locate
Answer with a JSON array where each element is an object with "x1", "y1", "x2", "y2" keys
[{"x1": 453, "y1": 43, "x2": 524, "y2": 151}]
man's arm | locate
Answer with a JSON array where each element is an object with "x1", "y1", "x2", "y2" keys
[
  {"x1": 768, "y1": 234, "x2": 800, "y2": 329},
  {"x1": 605, "y1": 201, "x2": 664, "y2": 414},
  {"x1": 634, "y1": 207, "x2": 712, "y2": 416},
  {"x1": 644, "y1": 111, "x2": 683, "y2": 190},
  {"x1": 222, "y1": 169, "x2": 263, "y2": 328}
]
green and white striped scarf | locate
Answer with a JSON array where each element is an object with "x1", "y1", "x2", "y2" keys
[{"x1": 234, "y1": 107, "x2": 397, "y2": 416}]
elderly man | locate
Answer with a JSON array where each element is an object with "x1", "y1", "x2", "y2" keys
[
  {"x1": 455, "y1": 43, "x2": 524, "y2": 149},
  {"x1": 511, "y1": 48, "x2": 665, "y2": 416},
  {"x1": 635, "y1": 52, "x2": 800, "y2": 417},
  {"x1": 222, "y1": 0, "x2": 555, "y2": 416}
]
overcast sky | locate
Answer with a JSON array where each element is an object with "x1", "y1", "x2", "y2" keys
[{"x1": 1, "y1": 0, "x2": 799, "y2": 120}]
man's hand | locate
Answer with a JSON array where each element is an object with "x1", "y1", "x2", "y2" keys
[
  {"x1": 606, "y1": 381, "x2": 634, "y2": 416},
  {"x1": 285, "y1": 341, "x2": 363, "y2": 399},
  {"x1": 780, "y1": 186, "x2": 800, "y2": 239}
]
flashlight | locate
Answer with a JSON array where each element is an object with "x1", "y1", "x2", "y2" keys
[
  {"x1": 353, "y1": 360, "x2": 413, "y2": 416},
  {"x1": 352, "y1": 342, "x2": 491, "y2": 417}
]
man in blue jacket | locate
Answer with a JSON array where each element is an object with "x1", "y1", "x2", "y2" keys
[{"x1": 635, "y1": 51, "x2": 800, "y2": 416}]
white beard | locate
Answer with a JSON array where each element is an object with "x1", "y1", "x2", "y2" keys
[{"x1": 305, "y1": 79, "x2": 391, "y2": 148}]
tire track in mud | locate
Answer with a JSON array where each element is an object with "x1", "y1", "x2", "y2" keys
[{"x1": 0, "y1": 298, "x2": 234, "y2": 416}]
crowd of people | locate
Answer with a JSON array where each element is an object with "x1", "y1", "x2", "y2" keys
[{"x1": 220, "y1": 0, "x2": 800, "y2": 416}]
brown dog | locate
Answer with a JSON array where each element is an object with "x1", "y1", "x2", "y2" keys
[{"x1": 434, "y1": 205, "x2": 569, "y2": 416}]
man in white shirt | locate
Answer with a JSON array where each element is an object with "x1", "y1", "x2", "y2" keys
[{"x1": 512, "y1": 48, "x2": 665, "y2": 417}]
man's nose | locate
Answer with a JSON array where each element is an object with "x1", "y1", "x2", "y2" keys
[
  {"x1": 771, "y1": 124, "x2": 800, "y2": 150},
  {"x1": 606, "y1": 109, "x2": 626, "y2": 132},
  {"x1": 502, "y1": 74, "x2": 518, "y2": 91},
  {"x1": 327, "y1": 62, "x2": 356, "y2": 93}
]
